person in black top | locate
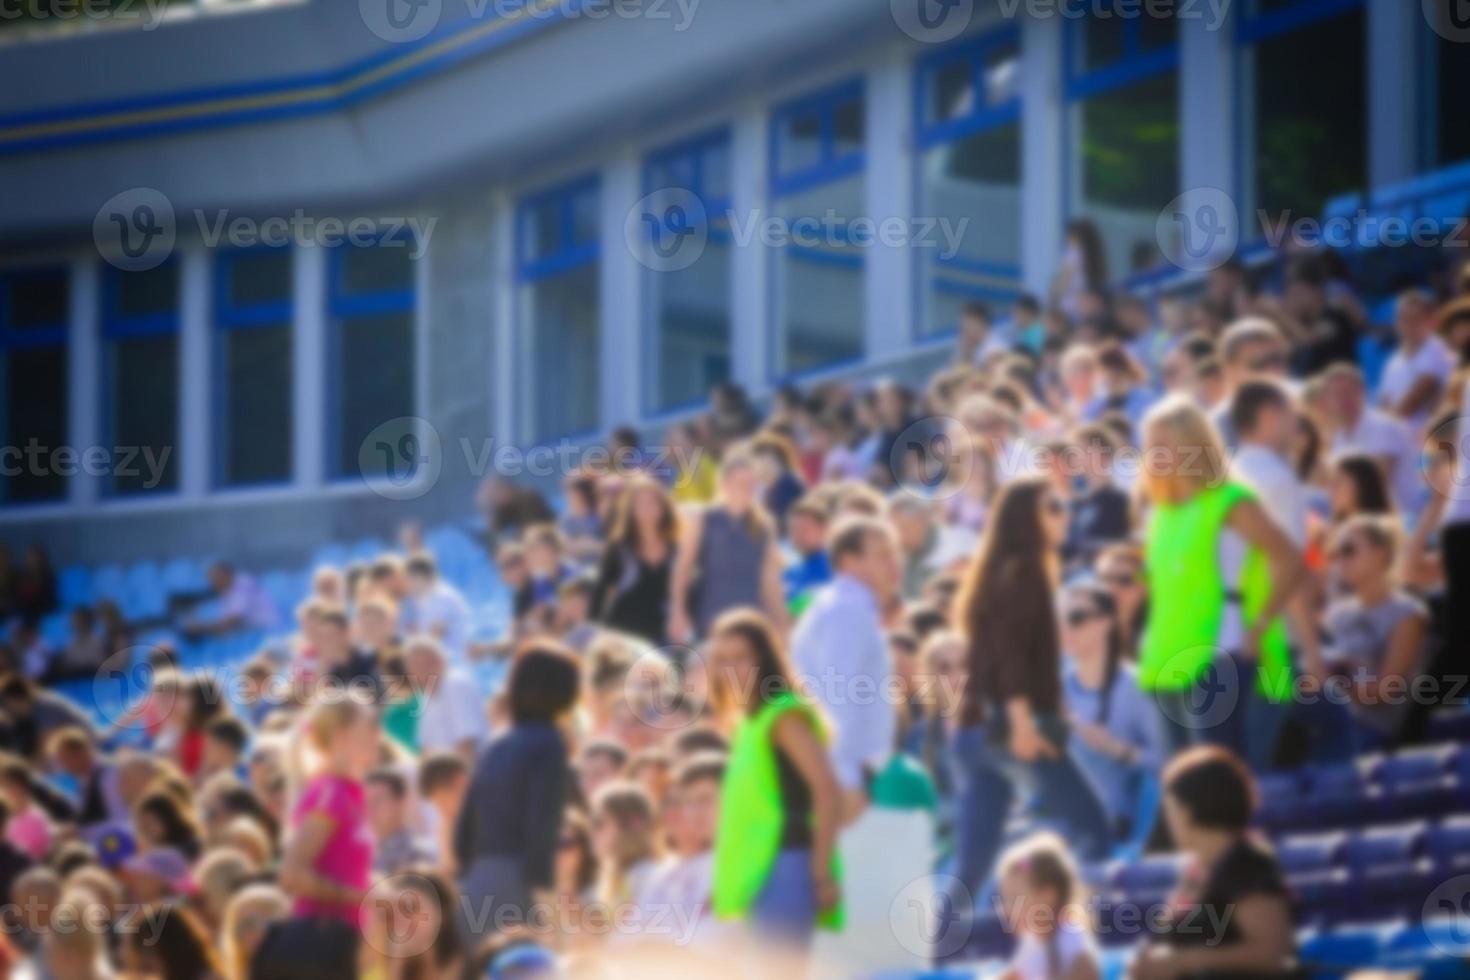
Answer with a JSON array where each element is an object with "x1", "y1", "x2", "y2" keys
[
  {"x1": 1132, "y1": 746, "x2": 1299, "y2": 980},
  {"x1": 456, "y1": 641, "x2": 580, "y2": 942},
  {"x1": 1283, "y1": 258, "x2": 1358, "y2": 376},
  {"x1": 1064, "y1": 423, "x2": 1131, "y2": 569},
  {"x1": 591, "y1": 475, "x2": 678, "y2": 646}
]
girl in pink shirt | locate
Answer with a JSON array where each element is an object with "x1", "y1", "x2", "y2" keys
[{"x1": 279, "y1": 699, "x2": 379, "y2": 927}]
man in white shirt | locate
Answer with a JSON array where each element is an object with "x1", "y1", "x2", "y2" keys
[
  {"x1": 405, "y1": 636, "x2": 485, "y2": 763},
  {"x1": 1229, "y1": 379, "x2": 1308, "y2": 546},
  {"x1": 1378, "y1": 289, "x2": 1452, "y2": 436},
  {"x1": 631, "y1": 754, "x2": 725, "y2": 947},
  {"x1": 791, "y1": 516, "x2": 901, "y2": 811},
  {"x1": 405, "y1": 552, "x2": 471, "y2": 661},
  {"x1": 1327, "y1": 363, "x2": 1418, "y2": 511}
]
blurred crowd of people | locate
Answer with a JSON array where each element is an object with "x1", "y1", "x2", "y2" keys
[{"x1": 3, "y1": 226, "x2": 1470, "y2": 980}]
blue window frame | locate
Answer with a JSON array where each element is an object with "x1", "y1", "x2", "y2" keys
[
  {"x1": 515, "y1": 175, "x2": 601, "y2": 443},
  {"x1": 0, "y1": 268, "x2": 68, "y2": 505},
  {"x1": 915, "y1": 28, "x2": 1023, "y2": 337},
  {"x1": 641, "y1": 128, "x2": 733, "y2": 415},
  {"x1": 101, "y1": 263, "x2": 180, "y2": 496},
  {"x1": 214, "y1": 246, "x2": 293, "y2": 489},
  {"x1": 327, "y1": 232, "x2": 417, "y2": 482},
  {"x1": 769, "y1": 79, "x2": 866, "y2": 378},
  {"x1": 1063, "y1": 1, "x2": 1180, "y2": 280},
  {"x1": 1236, "y1": 0, "x2": 1365, "y2": 230}
]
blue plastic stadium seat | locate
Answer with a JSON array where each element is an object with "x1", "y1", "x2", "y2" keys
[
  {"x1": 1427, "y1": 708, "x2": 1470, "y2": 744},
  {"x1": 1303, "y1": 762, "x2": 1380, "y2": 827},
  {"x1": 1376, "y1": 745, "x2": 1459, "y2": 820},
  {"x1": 1342, "y1": 822, "x2": 1430, "y2": 920},
  {"x1": 1386, "y1": 919, "x2": 1470, "y2": 964},
  {"x1": 161, "y1": 557, "x2": 207, "y2": 596},
  {"x1": 59, "y1": 565, "x2": 92, "y2": 608},
  {"x1": 1427, "y1": 816, "x2": 1470, "y2": 877},
  {"x1": 1256, "y1": 771, "x2": 1308, "y2": 832},
  {"x1": 1299, "y1": 923, "x2": 1398, "y2": 977}
]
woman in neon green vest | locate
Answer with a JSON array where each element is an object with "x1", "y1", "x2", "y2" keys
[
  {"x1": 1139, "y1": 396, "x2": 1319, "y2": 767},
  {"x1": 707, "y1": 609, "x2": 843, "y2": 951}
]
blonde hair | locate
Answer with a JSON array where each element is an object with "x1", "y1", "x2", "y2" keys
[
  {"x1": 1141, "y1": 394, "x2": 1229, "y2": 504},
  {"x1": 221, "y1": 884, "x2": 290, "y2": 980},
  {"x1": 288, "y1": 698, "x2": 371, "y2": 798}
]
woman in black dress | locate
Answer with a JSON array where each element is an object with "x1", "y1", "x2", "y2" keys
[
  {"x1": 591, "y1": 475, "x2": 678, "y2": 646},
  {"x1": 1131, "y1": 746, "x2": 1300, "y2": 980}
]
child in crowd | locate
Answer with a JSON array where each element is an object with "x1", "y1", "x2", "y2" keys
[{"x1": 996, "y1": 833, "x2": 1100, "y2": 980}]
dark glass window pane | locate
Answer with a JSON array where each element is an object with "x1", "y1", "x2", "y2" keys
[
  {"x1": 115, "y1": 264, "x2": 178, "y2": 319},
  {"x1": 9, "y1": 271, "x2": 67, "y2": 329},
  {"x1": 228, "y1": 250, "x2": 292, "y2": 308},
  {"x1": 524, "y1": 264, "x2": 599, "y2": 441},
  {"x1": 932, "y1": 61, "x2": 973, "y2": 123},
  {"x1": 650, "y1": 242, "x2": 731, "y2": 411},
  {"x1": 778, "y1": 111, "x2": 823, "y2": 175},
  {"x1": 1081, "y1": 15, "x2": 1127, "y2": 72},
  {"x1": 571, "y1": 187, "x2": 599, "y2": 246},
  {"x1": 3, "y1": 346, "x2": 68, "y2": 503},
  {"x1": 521, "y1": 200, "x2": 562, "y2": 262},
  {"x1": 337, "y1": 312, "x2": 414, "y2": 479},
  {"x1": 341, "y1": 246, "x2": 414, "y2": 296},
  {"x1": 1250, "y1": 8, "x2": 1365, "y2": 223},
  {"x1": 983, "y1": 43, "x2": 1021, "y2": 105},
  {"x1": 220, "y1": 325, "x2": 292, "y2": 486},
  {"x1": 110, "y1": 335, "x2": 179, "y2": 494},
  {"x1": 1138, "y1": 10, "x2": 1178, "y2": 51},
  {"x1": 833, "y1": 97, "x2": 865, "y2": 157},
  {"x1": 1075, "y1": 71, "x2": 1179, "y2": 276},
  {"x1": 702, "y1": 141, "x2": 732, "y2": 203},
  {"x1": 1437, "y1": 37, "x2": 1470, "y2": 167}
]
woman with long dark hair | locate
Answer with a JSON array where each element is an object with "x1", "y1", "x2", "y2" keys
[
  {"x1": 591, "y1": 475, "x2": 678, "y2": 645},
  {"x1": 1059, "y1": 583, "x2": 1166, "y2": 840},
  {"x1": 949, "y1": 477, "x2": 1109, "y2": 907},
  {"x1": 708, "y1": 610, "x2": 842, "y2": 953}
]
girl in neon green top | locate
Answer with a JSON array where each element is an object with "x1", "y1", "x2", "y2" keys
[
  {"x1": 1139, "y1": 396, "x2": 1322, "y2": 763},
  {"x1": 707, "y1": 609, "x2": 844, "y2": 948}
]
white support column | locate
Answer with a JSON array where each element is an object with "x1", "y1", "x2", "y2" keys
[
  {"x1": 490, "y1": 193, "x2": 517, "y2": 450},
  {"x1": 67, "y1": 256, "x2": 100, "y2": 508},
  {"x1": 178, "y1": 246, "x2": 209, "y2": 499},
  {"x1": 864, "y1": 46, "x2": 916, "y2": 360},
  {"x1": 292, "y1": 244, "x2": 326, "y2": 489},
  {"x1": 1020, "y1": 14, "x2": 1064, "y2": 298},
  {"x1": 600, "y1": 149, "x2": 643, "y2": 431},
  {"x1": 1179, "y1": 4, "x2": 1238, "y2": 203},
  {"x1": 1367, "y1": 0, "x2": 1417, "y2": 191},
  {"x1": 731, "y1": 100, "x2": 770, "y2": 396}
]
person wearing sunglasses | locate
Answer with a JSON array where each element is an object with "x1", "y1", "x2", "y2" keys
[
  {"x1": 1317, "y1": 516, "x2": 1430, "y2": 758},
  {"x1": 1058, "y1": 585, "x2": 1165, "y2": 841},
  {"x1": 949, "y1": 478, "x2": 1110, "y2": 912},
  {"x1": 1094, "y1": 545, "x2": 1147, "y2": 660}
]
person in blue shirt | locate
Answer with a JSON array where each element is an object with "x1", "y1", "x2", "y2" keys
[
  {"x1": 1058, "y1": 583, "x2": 1166, "y2": 841},
  {"x1": 781, "y1": 496, "x2": 832, "y2": 611}
]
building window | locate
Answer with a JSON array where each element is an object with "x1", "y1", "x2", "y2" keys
[
  {"x1": 102, "y1": 264, "x2": 180, "y2": 496},
  {"x1": 916, "y1": 28, "x2": 1022, "y2": 336},
  {"x1": 1423, "y1": 20, "x2": 1470, "y2": 169},
  {"x1": 214, "y1": 247, "x2": 293, "y2": 488},
  {"x1": 516, "y1": 176, "x2": 600, "y2": 443},
  {"x1": 642, "y1": 129, "x2": 733, "y2": 414},
  {"x1": 0, "y1": 269, "x2": 68, "y2": 505},
  {"x1": 1239, "y1": 0, "x2": 1365, "y2": 230},
  {"x1": 1065, "y1": 3, "x2": 1180, "y2": 281},
  {"x1": 328, "y1": 236, "x2": 417, "y2": 481},
  {"x1": 770, "y1": 79, "x2": 866, "y2": 377}
]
